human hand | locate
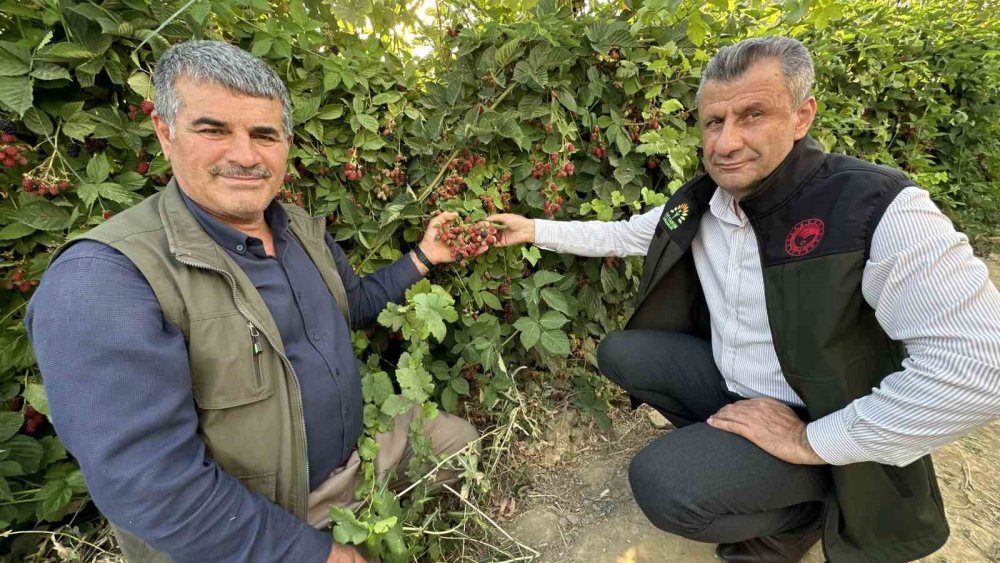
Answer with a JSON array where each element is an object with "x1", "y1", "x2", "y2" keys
[
  {"x1": 413, "y1": 211, "x2": 489, "y2": 271},
  {"x1": 327, "y1": 544, "x2": 368, "y2": 563},
  {"x1": 707, "y1": 398, "x2": 826, "y2": 465},
  {"x1": 485, "y1": 213, "x2": 535, "y2": 247}
]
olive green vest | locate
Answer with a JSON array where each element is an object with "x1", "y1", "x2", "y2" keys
[
  {"x1": 52, "y1": 179, "x2": 349, "y2": 562},
  {"x1": 629, "y1": 137, "x2": 949, "y2": 562}
]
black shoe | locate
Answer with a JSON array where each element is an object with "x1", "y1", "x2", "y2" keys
[{"x1": 715, "y1": 529, "x2": 821, "y2": 562}]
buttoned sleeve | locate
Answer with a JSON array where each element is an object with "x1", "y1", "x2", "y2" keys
[
  {"x1": 806, "y1": 187, "x2": 1000, "y2": 466},
  {"x1": 25, "y1": 241, "x2": 332, "y2": 562},
  {"x1": 533, "y1": 204, "x2": 664, "y2": 257}
]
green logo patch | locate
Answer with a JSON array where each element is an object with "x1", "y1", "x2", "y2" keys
[{"x1": 662, "y1": 203, "x2": 689, "y2": 230}]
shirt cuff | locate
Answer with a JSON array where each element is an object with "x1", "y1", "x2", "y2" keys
[
  {"x1": 289, "y1": 525, "x2": 333, "y2": 563},
  {"x1": 805, "y1": 408, "x2": 873, "y2": 466},
  {"x1": 390, "y1": 252, "x2": 423, "y2": 290},
  {"x1": 533, "y1": 219, "x2": 560, "y2": 249}
]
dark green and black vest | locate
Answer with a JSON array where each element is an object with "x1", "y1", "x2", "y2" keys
[{"x1": 629, "y1": 136, "x2": 949, "y2": 562}]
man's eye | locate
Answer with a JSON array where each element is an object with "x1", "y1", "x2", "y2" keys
[{"x1": 199, "y1": 129, "x2": 225, "y2": 135}]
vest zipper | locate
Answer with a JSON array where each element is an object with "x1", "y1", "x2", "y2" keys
[
  {"x1": 248, "y1": 322, "x2": 264, "y2": 389},
  {"x1": 174, "y1": 254, "x2": 310, "y2": 518}
]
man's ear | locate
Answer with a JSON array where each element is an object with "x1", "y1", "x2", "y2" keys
[
  {"x1": 793, "y1": 96, "x2": 817, "y2": 140},
  {"x1": 151, "y1": 112, "x2": 173, "y2": 161}
]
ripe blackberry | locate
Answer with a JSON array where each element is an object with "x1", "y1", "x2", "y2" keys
[
  {"x1": 67, "y1": 141, "x2": 82, "y2": 158},
  {"x1": 0, "y1": 118, "x2": 14, "y2": 135}
]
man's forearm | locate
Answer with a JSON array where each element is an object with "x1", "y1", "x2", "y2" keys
[{"x1": 533, "y1": 205, "x2": 662, "y2": 257}]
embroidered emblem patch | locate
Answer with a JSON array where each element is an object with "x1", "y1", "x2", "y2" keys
[
  {"x1": 785, "y1": 218, "x2": 825, "y2": 256},
  {"x1": 662, "y1": 203, "x2": 690, "y2": 230}
]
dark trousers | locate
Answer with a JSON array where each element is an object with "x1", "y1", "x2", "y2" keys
[{"x1": 597, "y1": 330, "x2": 831, "y2": 544}]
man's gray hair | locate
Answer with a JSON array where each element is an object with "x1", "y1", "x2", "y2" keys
[
  {"x1": 153, "y1": 40, "x2": 292, "y2": 136},
  {"x1": 696, "y1": 36, "x2": 815, "y2": 106}
]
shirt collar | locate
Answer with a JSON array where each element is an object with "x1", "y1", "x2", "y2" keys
[
  {"x1": 708, "y1": 187, "x2": 746, "y2": 227},
  {"x1": 177, "y1": 186, "x2": 290, "y2": 255}
]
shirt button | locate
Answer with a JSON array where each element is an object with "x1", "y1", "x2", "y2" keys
[{"x1": 313, "y1": 333, "x2": 321, "y2": 341}]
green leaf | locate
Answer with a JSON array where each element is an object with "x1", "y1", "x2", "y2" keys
[
  {"x1": 514, "y1": 317, "x2": 541, "y2": 350},
  {"x1": 30, "y1": 63, "x2": 71, "y2": 81},
  {"x1": 450, "y1": 377, "x2": 469, "y2": 395},
  {"x1": 615, "y1": 131, "x2": 632, "y2": 156},
  {"x1": 330, "y1": 505, "x2": 369, "y2": 545},
  {"x1": 0, "y1": 478, "x2": 11, "y2": 502},
  {"x1": 0, "y1": 222, "x2": 36, "y2": 241},
  {"x1": 396, "y1": 351, "x2": 435, "y2": 403},
  {"x1": 0, "y1": 75, "x2": 33, "y2": 117},
  {"x1": 686, "y1": 12, "x2": 709, "y2": 47},
  {"x1": 541, "y1": 287, "x2": 572, "y2": 316},
  {"x1": 0, "y1": 56, "x2": 29, "y2": 77},
  {"x1": 532, "y1": 270, "x2": 563, "y2": 287},
  {"x1": 126, "y1": 72, "x2": 154, "y2": 99},
  {"x1": 0, "y1": 326, "x2": 35, "y2": 370},
  {"x1": 380, "y1": 394, "x2": 412, "y2": 418},
  {"x1": 2, "y1": 435, "x2": 43, "y2": 474},
  {"x1": 14, "y1": 199, "x2": 72, "y2": 231},
  {"x1": 357, "y1": 114, "x2": 379, "y2": 133},
  {"x1": 35, "y1": 42, "x2": 96, "y2": 62},
  {"x1": 35, "y1": 479, "x2": 73, "y2": 522},
  {"x1": 494, "y1": 39, "x2": 522, "y2": 69},
  {"x1": 86, "y1": 153, "x2": 111, "y2": 183},
  {"x1": 0, "y1": 412, "x2": 23, "y2": 443},
  {"x1": 39, "y1": 436, "x2": 67, "y2": 466},
  {"x1": 540, "y1": 329, "x2": 571, "y2": 355},
  {"x1": 539, "y1": 310, "x2": 569, "y2": 330},
  {"x1": 22, "y1": 107, "x2": 53, "y2": 136},
  {"x1": 22, "y1": 383, "x2": 49, "y2": 417},
  {"x1": 316, "y1": 104, "x2": 344, "y2": 120}
]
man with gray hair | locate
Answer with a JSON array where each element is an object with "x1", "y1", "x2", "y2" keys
[
  {"x1": 27, "y1": 40, "x2": 479, "y2": 562},
  {"x1": 490, "y1": 36, "x2": 1000, "y2": 561}
]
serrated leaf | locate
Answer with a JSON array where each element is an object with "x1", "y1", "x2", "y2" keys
[
  {"x1": 0, "y1": 478, "x2": 11, "y2": 502},
  {"x1": 494, "y1": 39, "x2": 522, "y2": 69},
  {"x1": 0, "y1": 222, "x2": 35, "y2": 241},
  {"x1": 540, "y1": 329, "x2": 571, "y2": 356},
  {"x1": 412, "y1": 290, "x2": 457, "y2": 342},
  {"x1": 0, "y1": 326, "x2": 34, "y2": 370},
  {"x1": 36, "y1": 479, "x2": 73, "y2": 521},
  {"x1": 30, "y1": 63, "x2": 71, "y2": 81},
  {"x1": 0, "y1": 57, "x2": 29, "y2": 77},
  {"x1": 686, "y1": 12, "x2": 709, "y2": 47},
  {"x1": 316, "y1": 104, "x2": 344, "y2": 120},
  {"x1": 0, "y1": 413, "x2": 22, "y2": 443},
  {"x1": 380, "y1": 394, "x2": 411, "y2": 418},
  {"x1": 2, "y1": 435, "x2": 43, "y2": 474},
  {"x1": 39, "y1": 436, "x2": 66, "y2": 466},
  {"x1": 396, "y1": 351, "x2": 435, "y2": 403},
  {"x1": 22, "y1": 383, "x2": 49, "y2": 417},
  {"x1": 86, "y1": 154, "x2": 111, "y2": 184},
  {"x1": 35, "y1": 42, "x2": 96, "y2": 62},
  {"x1": 541, "y1": 288, "x2": 572, "y2": 316},
  {"x1": 0, "y1": 75, "x2": 33, "y2": 117},
  {"x1": 450, "y1": 377, "x2": 469, "y2": 395},
  {"x1": 126, "y1": 72, "x2": 154, "y2": 99},
  {"x1": 514, "y1": 317, "x2": 541, "y2": 350},
  {"x1": 14, "y1": 200, "x2": 71, "y2": 231},
  {"x1": 371, "y1": 91, "x2": 401, "y2": 106},
  {"x1": 22, "y1": 107, "x2": 53, "y2": 136},
  {"x1": 357, "y1": 114, "x2": 379, "y2": 133},
  {"x1": 615, "y1": 131, "x2": 633, "y2": 156},
  {"x1": 539, "y1": 310, "x2": 569, "y2": 330},
  {"x1": 532, "y1": 270, "x2": 563, "y2": 287}
]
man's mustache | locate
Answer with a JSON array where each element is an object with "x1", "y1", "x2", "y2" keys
[{"x1": 209, "y1": 164, "x2": 272, "y2": 178}]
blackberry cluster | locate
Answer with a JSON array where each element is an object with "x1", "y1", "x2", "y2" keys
[
  {"x1": 342, "y1": 148, "x2": 365, "y2": 181},
  {"x1": 277, "y1": 188, "x2": 304, "y2": 207},
  {"x1": 1, "y1": 143, "x2": 28, "y2": 168},
  {"x1": 22, "y1": 405, "x2": 45, "y2": 435},
  {"x1": 21, "y1": 175, "x2": 71, "y2": 197},
  {"x1": 2, "y1": 268, "x2": 38, "y2": 293},
  {"x1": 436, "y1": 216, "x2": 500, "y2": 262},
  {"x1": 67, "y1": 141, "x2": 82, "y2": 158}
]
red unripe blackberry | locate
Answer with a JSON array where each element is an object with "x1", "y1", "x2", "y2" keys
[
  {"x1": 17, "y1": 281, "x2": 31, "y2": 293},
  {"x1": 136, "y1": 161, "x2": 150, "y2": 175},
  {"x1": 11, "y1": 269, "x2": 23, "y2": 282},
  {"x1": 102, "y1": 210, "x2": 113, "y2": 220},
  {"x1": 140, "y1": 100, "x2": 155, "y2": 115},
  {"x1": 1, "y1": 133, "x2": 14, "y2": 144},
  {"x1": 3, "y1": 146, "x2": 17, "y2": 157}
]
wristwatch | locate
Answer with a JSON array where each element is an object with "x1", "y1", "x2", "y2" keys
[{"x1": 412, "y1": 244, "x2": 436, "y2": 270}]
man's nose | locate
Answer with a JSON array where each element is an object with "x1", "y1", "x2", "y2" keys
[
  {"x1": 224, "y1": 132, "x2": 260, "y2": 167},
  {"x1": 714, "y1": 121, "x2": 743, "y2": 158}
]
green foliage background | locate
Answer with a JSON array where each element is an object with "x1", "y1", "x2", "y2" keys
[{"x1": 0, "y1": 0, "x2": 997, "y2": 558}]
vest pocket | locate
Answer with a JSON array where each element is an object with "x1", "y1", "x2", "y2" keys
[
  {"x1": 237, "y1": 471, "x2": 278, "y2": 503},
  {"x1": 188, "y1": 312, "x2": 274, "y2": 409},
  {"x1": 881, "y1": 465, "x2": 914, "y2": 498}
]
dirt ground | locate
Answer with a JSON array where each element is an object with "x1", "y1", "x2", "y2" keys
[{"x1": 502, "y1": 259, "x2": 1000, "y2": 562}]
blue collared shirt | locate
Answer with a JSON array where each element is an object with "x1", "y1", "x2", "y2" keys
[{"x1": 25, "y1": 190, "x2": 421, "y2": 562}]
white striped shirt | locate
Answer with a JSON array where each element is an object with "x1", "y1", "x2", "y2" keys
[{"x1": 535, "y1": 186, "x2": 1000, "y2": 467}]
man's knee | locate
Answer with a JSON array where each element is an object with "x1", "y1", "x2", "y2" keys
[
  {"x1": 429, "y1": 413, "x2": 479, "y2": 457},
  {"x1": 597, "y1": 330, "x2": 631, "y2": 383},
  {"x1": 628, "y1": 446, "x2": 711, "y2": 538}
]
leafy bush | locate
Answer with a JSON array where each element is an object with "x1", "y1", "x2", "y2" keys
[{"x1": 0, "y1": 0, "x2": 996, "y2": 558}]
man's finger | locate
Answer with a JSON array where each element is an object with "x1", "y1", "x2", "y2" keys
[{"x1": 706, "y1": 415, "x2": 751, "y2": 437}]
